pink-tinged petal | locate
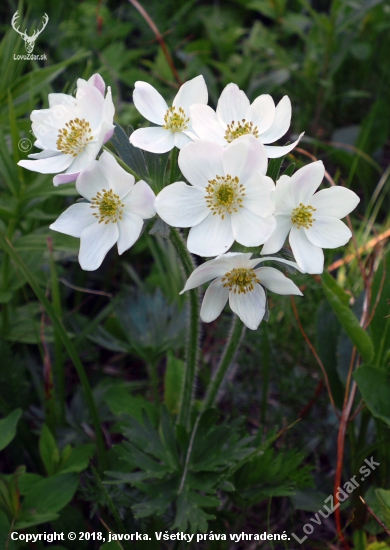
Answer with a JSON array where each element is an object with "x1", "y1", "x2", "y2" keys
[
  {"x1": 306, "y1": 216, "x2": 352, "y2": 249},
  {"x1": 173, "y1": 75, "x2": 208, "y2": 112},
  {"x1": 79, "y1": 222, "x2": 119, "y2": 271},
  {"x1": 216, "y1": 83, "x2": 250, "y2": 127},
  {"x1": 97, "y1": 151, "x2": 135, "y2": 198},
  {"x1": 247, "y1": 94, "x2": 276, "y2": 134},
  {"x1": 291, "y1": 160, "x2": 325, "y2": 205},
  {"x1": 180, "y1": 257, "x2": 233, "y2": 293},
  {"x1": 174, "y1": 131, "x2": 192, "y2": 149},
  {"x1": 76, "y1": 160, "x2": 107, "y2": 201},
  {"x1": 178, "y1": 141, "x2": 224, "y2": 187},
  {"x1": 190, "y1": 104, "x2": 226, "y2": 144},
  {"x1": 75, "y1": 85, "x2": 105, "y2": 130},
  {"x1": 264, "y1": 132, "x2": 304, "y2": 158},
  {"x1": 310, "y1": 187, "x2": 360, "y2": 218},
  {"x1": 18, "y1": 154, "x2": 73, "y2": 174},
  {"x1": 103, "y1": 127, "x2": 115, "y2": 144},
  {"x1": 155, "y1": 182, "x2": 208, "y2": 227},
  {"x1": 130, "y1": 127, "x2": 175, "y2": 153},
  {"x1": 229, "y1": 284, "x2": 266, "y2": 330},
  {"x1": 243, "y1": 173, "x2": 275, "y2": 217},
  {"x1": 223, "y1": 135, "x2": 268, "y2": 181},
  {"x1": 88, "y1": 74, "x2": 105, "y2": 95},
  {"x1": 255, "y1": 266, "x2": 303, "y2": 295},
  {"x1": 133, "y1": 81, "x2": 168, "y2": 125},
  {"x1": 53, "y1": 171, "x2": 80, "y2": 186},
  {"x1": 260, "y1": 215, "x2": 292, "y2": 254},
  {"x1": 231, "y1": 208, "x2": 276, "y2": 247},
  {"x1": 117, "y1": 212, "x2": 143, "y2": 255},
  {"x1": 187, "y1": 214, "x2": 234, "y2": 256},
  {"x1": 50, "y1": 203, "x2": 95, "y2": 238},
  {"x1": 124, "y1": 180, "x2": 156, "y2": 219},
  {"x1": 48, "y1": 93, "x2": 77, "y2": 108},
  {"x1": 259, "y1": 95, "x2": 291, "y2": 143},
  {"x1": 200, "y1": 278, "x2": 229, "y2": 323},
  {"x1": 289, "y1": 225, "x2": 324, "y2": 274}
]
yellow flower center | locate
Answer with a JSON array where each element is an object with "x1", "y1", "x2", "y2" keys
[
  {"x1": 90, "y1": 189, "x2": 125, "y2": 224},
  {"x1": 205, "y1": 175, "x2": 245, "y2": 219},
  {"x1": 291, "y1": 203, "x2": 316, "y2": 229},
  {"x1": 162, "y1": 106, "x2": 190, "y2": 132},
  {"x1": 56, "y1": 118, "x2": 93, "y2": 157},
  {"x1": 222, "y1": 267, "x2": 260, "y2": 294},
  {"x1": 224, "y1": 119, "x2": 259, "y2": 143}
]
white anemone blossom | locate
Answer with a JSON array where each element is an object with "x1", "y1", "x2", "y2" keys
[
  {"x1": 190, "y1": 83, "x2": 304, "y2": 158},
  {"x1": 50, "y1": 151, "x2": 156, "y2": 271},
  {"x1": 18, "y1": 74, "x2": 115, "y2": 186},
  {"x1": 261, "y1": 161, "x2": 360, "y2": 274},
  {"x1": 155, "y1": 135, "x2": 276, "y2": 257},
  {"x1": 180, "y1": 253, "x2": 303, "y2": 330},
  {"x1": 129, "y1": 75, "x2": 208, "y2": 153}
]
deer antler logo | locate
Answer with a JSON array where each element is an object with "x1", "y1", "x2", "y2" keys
[{"x1": 11, "y1": 11, "x2": 49, "y2": 54}]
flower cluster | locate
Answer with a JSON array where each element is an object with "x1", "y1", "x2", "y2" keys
[{"x1": 18, "y1": 73, "x2": 360, "y2": 329}]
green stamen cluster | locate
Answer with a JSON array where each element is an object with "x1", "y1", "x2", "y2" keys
[
  {"x1": 224, "y1": 119, "x2": 259, "y2": 143},
  {"x1": 57, "y1": 118, "x2": 93, "y2": 157},
  {"x1": 222, "y1": 267, "x2": 260, "y2": 294},
  {"x1": 205, "y1": 174, "x2": 245, "y2": 219},
  {"x1": 91, "y1": 189, "x2": 124, "y2": 224},
  {"x1": 291, "y1": 203, "x2": 316, "y2": 229},
  {"x1": 163, "y1": 106, "x2": 189, "y2": 132}
]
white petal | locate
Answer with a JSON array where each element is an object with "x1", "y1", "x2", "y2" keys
[
  {"x1": 247, "y1": 94, "x2": 276, "y2": 134},
  {"x1": 291, "y1": 161, "x2": 325, "y2": 205},
  {"x1": 231, "y1": 208, "x2": 276, "y2": 247},
  {"x1": 155, "y1": 182, "x2": 208, "y2": 227},
  {"x1": 75, "y1": 84, "x2": 104, "y2": 129},
  {"x1": 180, "y1": 257, "x2": 233, "y2": 293},
  {"x1": 264, "y1": 132, "x2": 304, "y2": 158},
  {"x1": 76, "y1": 160, "x2": 107, "y2": 201},
  {"x1": 124, "y1": 180, "x2": 156, "y2": 219},
  {"x1": 200, "y1": 278, "x2": 229, "y2": 323},
  {"x1": 223, "y1": 252, "x2": 254, "y2": 269},
  {"x1": 243, "y1": 173, "x2": 275, "y2": 217},
  {"x1": 190, "y1": 105, "x2": 226, "y2": 144},
  {"x1": 28, "y1": 149, "x2": 61, "y2": 160},
  {"x1": 79, "y1": 222, "x2": 119, "y2": 271},
  {"x1": 18, "y1": 154, "x2": 73, "y2": 174},
  {"x1": 48, "y1": 93, "x2": 77, "y2": 108},
  {"x1": 178, "y1": 141, "x2": 224, "y2": 187},
  {"x1": 310, "y1": 187, "x2": 360, "y2": 218},
  {"x1": 117, "y1": 212, "x2": 143, "y2": 255},
  {"x1": 98, "y1": 151, "x2": 135, "y2": 198},
  {"x1": 50, "y1": 203, "x2": 95, "y2": 238},
  {"x1": 173, "y1": 75, "x2": 208, "y2": 112},
  {"x1": 229, "y1": 284, "x2": 266, "y2": 330},
  {"x1": 273, "y1": 174, "x2": 295, "y2": 214},
  {"x1": 102, "y1": 86, "x2": 115, "y2": 126},
  {"x1": 133, "y1": 81, "x2": 168, "y2": 125},
  {"x1": 216, "y1": 83, "x2": 250, "y2": 127},
  {"x1": 174, "y1": 131, "x2": 192, "y2": 149},
  {"x1": 187, "y1": 214, "x2": 234, "y2": 256},
  {"x1": 130, "y1": 127, "x2": 175, "y2": 153},
  {"x1": 289, "y1": 226, "x2": 324, "y2": 274},
  {"x1": 255, "y1": 266, "x2": 303, "y2": 296},
  {"x1": 253, "y1": 255, "x2": 304, "y2": 272},
  {"x1": 306, "y1": 216, "x2": 352, "y2": 249},
  {"x1": 261, "y1": 215, "x2": 292, "y2": 254},
  {"x1": 223, "y1": 135, "x2": 268, "y2": 181},
  {"x1": 87, "y1": 74, "x2": 105, "y2": 95},
  {"x1": 259, "y1": 95, "x2": 291, "y2": 143}
]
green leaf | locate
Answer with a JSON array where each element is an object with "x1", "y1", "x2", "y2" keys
[
  {"x1": 104, "y1": 386, "x2": 157, "y2": 425},
  {"x1": 281, "y1": 162, "x2": 295, "y2": 177},
  {"x1": 354, "y1": 365, "x2": 390, "y2": 425},
  {"x1": 0, "y1": 509, "x2": 14, "y2": 550},
  {"x1": 266, "y1": 155, "x2": 286, "y2": 181},
  {"x1": 20, "y1": 473, "x2": 79, "y2": 518},
  {"x1": 376, "y1": 489, "x2": 390, "y2": 528},
  {"x1": 110, "y1": 124, "x2": 147, "y2": 180},
  {"x1": 39, "y1": 425, "x2": 60, "y2": 476},
  {"x1": 164, "y1": 352, "x2": 184, "y2": 415},
  {"x1": 321, "y1": 271, "x2": 350, "y2": 307},
  {"x1": 321, "y1": 275, "x2": 374, "y2": 362},
  {"x1": 17, "y1": 474, "x2": 44, "y2": 495},
  {"x1": 58, "y1": 444, "x2": 95, "y2": 474},
  {"x1": 0, "y1": 409, "x2": 22, "y2": 451}
]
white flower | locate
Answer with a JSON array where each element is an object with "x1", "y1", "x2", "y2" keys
[
  {"x1": 129, "y1": 75, "x2": 208, "y2": 153},
  {"x1": 155, "y1": 135, "x2": 276, "y2": 257},
  {"x1": 18, "y1": 74, "x2": 115, "y2": 186},
  {"x1": 180, "y1": 252, "x2": 303, "y2": 330},
  {"x1": 50, "y1": 151, "x2": 156, "y2": 271},
  {"x1": 190, "y1": 83, "x2": 304, "y2": 158},
  {"x1": 261, "y1": 161, "x2": 360, "y2": 274}
]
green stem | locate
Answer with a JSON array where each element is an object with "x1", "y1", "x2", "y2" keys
[
  {"x1": 261, "y1": 323, "x2": 270, "y2": 427},
  {"x1": 169, "y1": 228, "x2": 199, "y2": 428},
  {"x1": 201, "y1": 315, "x2": 245, "y2": 411},
  {"x1": 146, "y1": 358, "x2": 159, "y2": 405},
  {"x1": 0, "y1": 233, "x2": 107, "y2": 472},
  {"x1": 169, "y1": 147, "x2": 179, "y2": 184}
]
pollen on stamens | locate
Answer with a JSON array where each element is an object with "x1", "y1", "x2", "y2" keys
[
  {"x1": 291, "y1": 203, "x2": 316, "y2": 229},
  {"x1": 224, "y1": 119, "x2": 259, "y2": 143},
  {"x1": 162, "y1": 106, "x2": 190, "y2": 132},
  {"x1": 57, "y1": 118, "x2": 93, "y2": 157},
  {"x1": 221, "y1": 268, "x2": 260, "y2": 294},
  {"x1": 205, "y1": 174, "x2": 246, "y2": 218},
  {"x1": 90, "y1": 189, "x2": 125, "y2": 224}
]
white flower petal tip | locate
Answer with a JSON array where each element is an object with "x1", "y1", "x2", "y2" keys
[
  {"x1": 18, "y1": 74, "x2": 114, "y2": 182},
  {"x1": 263, "y1": 161, "x2": 360, "y2": 273},
  {"x1": 51, "y1": 151, "x2": 155, "y2": 271},
  {"x1": 180, "y1": 253, "x2": 302, "y2": 330},
  {"x1": 190, "y1": 83, "x2": 300, "y2": 157},
  {"x1": 131, "y1": 76, "x2": 208, "y2": 153}
]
